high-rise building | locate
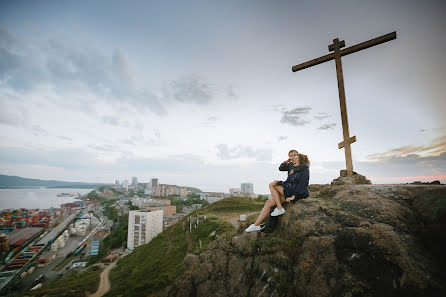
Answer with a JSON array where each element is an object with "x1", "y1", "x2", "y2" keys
[
  {"x1": 115, "y1": 180, "x2": 119, "y2": 188},
  {"x1": 151, "y1": 178, "x2": 159, "y2": 187},
  {"x1": 127, "y1": 210, "x2": 163, "y2": 250},
  {"x1": 124, "y1": 180, "x2": 129, "y2": 191},
  {"x1": 241, "y1": 183, "x2": 253, "y2": 194},
  {"x1": 145, "y1": 180, "x2": 153, "y2": 195},
  {"x1": 131, "y1": 177, "x2": 138, "y2": 187}
]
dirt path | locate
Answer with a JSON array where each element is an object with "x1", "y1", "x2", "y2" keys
[
  {"x1": 221, "y1": 212, "x2": 260, "y2": 229},
  {"x1": 88, "y1": 260, "x2": 117, "y2": 297}
]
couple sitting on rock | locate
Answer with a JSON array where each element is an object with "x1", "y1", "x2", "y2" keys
[{"x1": 245, "y1": 149, "x2": 310, "y2": 232}]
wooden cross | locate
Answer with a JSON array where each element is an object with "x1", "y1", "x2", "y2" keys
[{"x1": 292, "y1": 32, "x2": 396, "y2": 176}]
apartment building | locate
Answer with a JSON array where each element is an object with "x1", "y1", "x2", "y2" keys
[
  {"x1": 241, "y1": 183, "x2": 253, "y2": 194},
  {"x1": 127, "y1": 210, "x2": 163, "y2": 250},
  {"x1": 152, "y1": 184, "x2": 188, "y2": 197}
]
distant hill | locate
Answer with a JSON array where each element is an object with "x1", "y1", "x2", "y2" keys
[
  {"x1": 0, "y1": 174, "x2": 108, "y2": 189},
  {"x1": 167, "y1": 184, "x2": 202, "y2": 193},
  {"x1": 186, "y1": 186, "x2": 202, "y2": 193}
]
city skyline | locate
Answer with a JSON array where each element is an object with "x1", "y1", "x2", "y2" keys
[{"x1": 1, "y1": 0, "x2": 445, "y2": 193}]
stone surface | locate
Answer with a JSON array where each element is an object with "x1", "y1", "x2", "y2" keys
[
  {"x1": 165, "y1": 185, "x2": 446, "y2": 297},
  {"x1": 331, "y1": 170, "x2": 372, "y2": 186}
]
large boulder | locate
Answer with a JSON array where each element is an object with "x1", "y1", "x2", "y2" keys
[
  {"x1": 165, "y1": 185, "x2": 446, "y2": 297},
  {"x1": 331, "y1": 170, "x2": 372, "y2": 186}
]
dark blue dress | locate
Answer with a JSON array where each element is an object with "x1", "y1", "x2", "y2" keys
[{"x1": 276, "y1": 163, "x2": 310, "y2": 201}]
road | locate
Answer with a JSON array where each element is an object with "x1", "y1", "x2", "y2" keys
[{"x1": 88, "y1": 260, "x2": 117, "y2": 297}]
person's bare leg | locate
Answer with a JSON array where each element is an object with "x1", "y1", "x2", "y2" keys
[
  {"x1": 274, "y1": 185, "x2": 286, "y2": 201},
  {"x1": 278, "y1": 192, "x2": 285, "y2": 203},
  {"x1": 254, "y1": 199, "x2": 275, "y2": 226},
  {"x1": 269, "y1": 183, "x2": 284, "y2": 210}
]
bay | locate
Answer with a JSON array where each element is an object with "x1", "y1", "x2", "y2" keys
[{"x1": 0, "y1": 188, "x2": 93, "y2": 210}]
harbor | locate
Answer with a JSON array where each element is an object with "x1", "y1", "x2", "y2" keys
[{"x1": 0, "y1": 195, "x2": 102, "y2": 294}]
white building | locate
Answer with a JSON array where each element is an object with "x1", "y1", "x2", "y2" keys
[
  {"x1": 241, "y1": 183, "x2": 253, "y2": 194},
  {"x1": 127, "y1": 210, "x2": 163, "y2": 250},
  {"x1": 124, "y1": 180, "x2": 129, "y2": 191},
  {"x1": 205, "y1": 196, "x2": 223, "y2": 204},
  {"x1": 115, "y1": 180, "x2": 120, "y2": 189},
  {"x1": 229, "y1": 188, "x2": 241, "y2": 195}
]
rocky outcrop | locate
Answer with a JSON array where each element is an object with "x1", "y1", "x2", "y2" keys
[
  {"x1": 331, "y1": 170, "x2": 372, "y2": 186},
  {"x1": 165, "y1": 185, "x2": 446, "y2": 297}
]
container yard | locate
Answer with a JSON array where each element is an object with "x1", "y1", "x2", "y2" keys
[{"x1": 0, "y1": 198, "x2": 102, "y2": 294}]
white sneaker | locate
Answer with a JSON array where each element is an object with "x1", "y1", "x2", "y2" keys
[
  {"x1": 244, "y1": 224, "x2": 261, "y2": 232},
  {"x1": 270, "y1": 207, "x2": 285, "y2": 217}
]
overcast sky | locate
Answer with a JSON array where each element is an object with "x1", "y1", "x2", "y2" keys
[{"x1": 0, "y1": 0, "x2": 445, "y2": 193}]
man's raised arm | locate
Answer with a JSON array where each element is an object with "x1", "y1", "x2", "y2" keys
[{"x1": 279, "y1": 160, "x2": 291, "y2": 171}]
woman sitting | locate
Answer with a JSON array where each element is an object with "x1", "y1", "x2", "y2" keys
[{"x1": 245, "y1": 153, "x2": 310, "y2": 232}]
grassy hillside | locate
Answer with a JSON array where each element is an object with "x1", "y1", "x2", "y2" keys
[
  {"x1": 202, "y1": 196, "x2": 264, "y2": 213},
  {"x1": 106, "y1": 197, "x2": 263, "y2": 297}
]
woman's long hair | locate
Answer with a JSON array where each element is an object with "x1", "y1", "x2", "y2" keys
[{"x1": 298, "y1": 153, "x2": 310, "y2": 165}]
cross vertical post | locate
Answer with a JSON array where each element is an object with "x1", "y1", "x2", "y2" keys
[
  {"x1": 329, "y1": 38, "x2": 356, "y2": 176},
  {"x1": 291, "y1": 31, "x2": 396, "y2": 177}
]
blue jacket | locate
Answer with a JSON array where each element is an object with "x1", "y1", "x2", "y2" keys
[
  {"x1": 279, "y1": 162, "x2": 307, "y2": 176},
  {"x1": 277, "y1": 163, "x2": 310, "y2": 198}
]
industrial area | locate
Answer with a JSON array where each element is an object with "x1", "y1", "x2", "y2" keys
[{"x1": 0, "y1": 198, "x2": 107, "y2": 294}]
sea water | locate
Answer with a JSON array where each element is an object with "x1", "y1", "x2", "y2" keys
[{"x1": 0, "y1": 188, "x2": 92, "y2": 210}]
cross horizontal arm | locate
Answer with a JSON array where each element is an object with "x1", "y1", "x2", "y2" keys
[
  {"x1": 340, "y1": 31, "x2": 396, "y2": 58},
  {"x1": 291, "y1": 52, "x2": 334, "y2": 72},
  {"x1": 292, "y1": 31, "x2": 396, "y2": 72}
]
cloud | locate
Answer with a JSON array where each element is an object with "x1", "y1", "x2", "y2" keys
[
  {"x1": 31, "y1": 125, "x2": 47, "y2": 136},
  {"x1": 57, "y1": 136, "x2": 72, "y2": 141},
  {"x1": 201, "y1": 115, "x2": 218, "y2": 126},
  {"x1": 216, "y1": 144, "x2": 272, "y2": 161},
  {"x1": 88, "y1": 144, "x2": 120, "y2": 152},
  {"x1": 0, "y1": 96, "x2": 29, "y2": 127},
  {"x1": 0, "y1": 27, "x2": 166, "y2": 116},
  {"x1": 0, "y1": 111, "x2": 25, "y2": 127},
  {"x1": 167, "y1": 74, "x2": 214, "y2": 105},
  {"x1": 101, "y1": 115, "x2": 130, "y2": 127},
  {"x1": 321, "y1": 151, "x2": 446, "y2": 183},
  {"x1": 317, "y1": 123, "x2": 336, "y2": 130},
  {"x1": 0, "y1": 28, "x2": 44, "y2": 90},
  {"x1": 365, "y1": 152, "x2": 446, "y2": 183},
  {"x1": 367, "y1": 135, "x2": 446, "y2": 161},
  {"x1": 277, "y1": 136, "x2": 288, "y2": 142},
  {"x1": 314, "y1": 112, "x2": 332, "y2": 120},
  {"x1": 369, "y1": 175, "x2": 446, "y2": 182},
  {"x1": 111, "y1": 49, "x2": 133, "y2": 88},
  {"x1": 0, "y1": 146, "x2": 97, "y2": 170},
  {"x1": 279, "y1": 107, "x2": 311, "y2": 127},
  {"x1": 226, "y1": 85, "x2": 237, "y2": 99}
]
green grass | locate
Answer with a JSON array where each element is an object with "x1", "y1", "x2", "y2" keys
[
  {"x1": 106, "y1": 222, "x2": 187, "y2": 297},
  {"x1": 106, "y1": 213, "x2": 235, "y2": 297},
  {"x1": 203, "y1": 197, "x2": 264, "y2": 213},
  {"x1": 15, "y1": 266, "x2": 102, "y2": 297},
  {"x1": 189, "y1": 219, "x2": 235, "y2": 253},
  {"x1": 328, "y1": 204, "x2": 343, "y2": 211}
]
